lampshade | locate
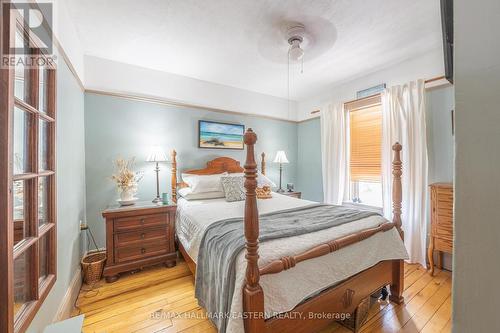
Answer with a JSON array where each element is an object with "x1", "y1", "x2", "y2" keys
[
  {"x1": 146, "y1": 146, "x2": 169, "y2": 162},
  {"x1": 273, "y1": 151, "x2": 289, "y2": 164}
]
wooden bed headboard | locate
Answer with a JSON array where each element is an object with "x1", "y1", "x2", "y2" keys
[{"x1": 170, "y1": 151, "x2": 266, "y2": 203}]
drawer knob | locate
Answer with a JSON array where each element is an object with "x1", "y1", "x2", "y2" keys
[
  {"x1": 140, "y1": 219, "x2": 145, "y2": 224},
  {"x1": 141, "y1": 248, "x2": 146, "y2": 254},
  {"x1": 141, "y1": 233, "x2": 145, "y2": 239}
]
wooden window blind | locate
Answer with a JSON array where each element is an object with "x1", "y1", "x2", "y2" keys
[{"x1": 349, "y1": 103, "x2": 382, "y2": 182}]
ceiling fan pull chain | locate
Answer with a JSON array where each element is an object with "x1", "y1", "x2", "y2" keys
[{"x1": 287, "y1": 46, "x2": 291, "y2": 118}]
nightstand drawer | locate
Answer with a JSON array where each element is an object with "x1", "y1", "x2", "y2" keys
[
  {"x1": 115, "y1": 227, "x2": 168, "y2": 247},
  {"x1": 115, "y1": 241, "x2": 170, "y2": 263},
  {"x1": 114, "y1": 213, "x2": 168, "y2": 232},
  {"x1": 282, "y1": 191, "x2": 301, "y2": 199}
]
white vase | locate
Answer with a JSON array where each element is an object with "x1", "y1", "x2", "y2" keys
[{"x1": 120, "y1": 188, "x2": 135, "y2": 201}]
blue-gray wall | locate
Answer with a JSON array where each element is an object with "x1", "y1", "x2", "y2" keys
[
  {"x1": 27, "y1": 60, "x2": 86, "y2": 331},
  {"x1": 84, "y1": 93, "x2": 298, "y2": 247},
  {"x1": 426, "y1": 86, "x2": 454, "y2": 183}
]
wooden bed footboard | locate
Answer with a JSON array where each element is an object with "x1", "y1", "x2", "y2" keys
[{"x1": 242, "y1": 128, "x2": 405, "y2": 333}]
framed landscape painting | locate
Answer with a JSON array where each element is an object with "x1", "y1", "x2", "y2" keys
[{"x1": 198, "y1": 120, "x2": 245, "y2": 150}]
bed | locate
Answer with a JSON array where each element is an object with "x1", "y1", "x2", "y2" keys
[{"x1": 171, "y1": 129, "x2": 407, "y2": 333}]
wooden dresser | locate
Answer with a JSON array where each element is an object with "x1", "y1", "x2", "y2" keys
[
  {"x1": 102, "y1": 202, "x2": 177, "y2": 282},
  {"x1": 428, "y1": 183, "x2": 453, "y2": 275}
]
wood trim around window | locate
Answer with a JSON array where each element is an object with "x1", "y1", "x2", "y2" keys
[
  {"x1": 1, "y1": 5, "x2": 57, "y2": 333},
  {"x1": 1, "y1": 3, "x2": 16, "y2": 332}
]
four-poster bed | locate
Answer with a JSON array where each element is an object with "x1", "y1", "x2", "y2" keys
[{"x1": 171, "y1": 128, "x2": 405, "y2": 333}]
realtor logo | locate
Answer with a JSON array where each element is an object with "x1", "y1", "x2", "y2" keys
[{"x1": 1, "y1": 2, "x2": 55, "y2": 68}]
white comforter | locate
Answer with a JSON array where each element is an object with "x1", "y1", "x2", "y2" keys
[{"x1": 176, "y1": 193, "x2": 408, "y2": 333}]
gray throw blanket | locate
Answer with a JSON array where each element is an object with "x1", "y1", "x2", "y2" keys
[{"x1": 194, "y1": 204, "x2": 380, "y2": 332}]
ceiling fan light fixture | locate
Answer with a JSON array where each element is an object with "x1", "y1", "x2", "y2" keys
[
  {"x1": 288, "y1": 38, "x2": 304, "y2": 61},
  {"x1": 287, "y1": 24, "x2": 305, "y2": 61}
]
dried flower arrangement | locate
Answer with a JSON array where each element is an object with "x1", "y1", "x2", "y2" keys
[{"x1": 110, "y1": 157, "x2": 144, "y2": 195}]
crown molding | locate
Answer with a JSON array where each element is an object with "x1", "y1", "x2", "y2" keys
[{"x1": 85, "y1": 89, "x2": 298, "y2": 123}]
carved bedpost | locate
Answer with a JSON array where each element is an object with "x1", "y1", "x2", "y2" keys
[
  {"x1": 392, "y1": 143, "x2": 403, "y2": 240},
  {"x1": 243, "y1": 129, "x2": 265, "y2": 333},
  {"x1": 171, "y1": 150, "x2": 178, "y2": 203},
  {"x1": 390, "y1": 142, "x2": 404, "y2": 305},
  {"x1": 261, "y1": 152, "x2": 266, "y2": 175}
]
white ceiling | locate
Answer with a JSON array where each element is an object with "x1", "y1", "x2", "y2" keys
[{"x1": 66, "y1": 0, "x2": 442, "y2": 101}]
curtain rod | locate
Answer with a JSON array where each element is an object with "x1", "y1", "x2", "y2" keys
[{"x1": 310, "y1": 75, "x2": 447, "y2": 115}]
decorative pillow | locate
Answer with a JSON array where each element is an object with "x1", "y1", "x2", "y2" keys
[
  {"x1": 220, "y1": 176, "x2": 245, "y2": 202},
  {"x1": 256, "y1": 185, "x2": 272, "y2": 199},
  {"x1": 181, "y1": 172, "x2": 228, "y2": 193},
  {"x1": 178, "y1": 187, "x2": 225, "y2": 200}
]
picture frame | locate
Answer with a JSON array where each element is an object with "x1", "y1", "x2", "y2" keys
[{"x1": 198, "y1": 120, "x2": 245, "y2": 150}]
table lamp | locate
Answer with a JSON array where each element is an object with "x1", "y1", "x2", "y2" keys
[
  {"x1": 146, "y1": 146, "x2": 169, "y2": 203},
  {"x1": 273, "y1": 150, "x2": 289, "y2": 193}
]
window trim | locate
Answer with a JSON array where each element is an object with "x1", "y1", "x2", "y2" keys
[{"x1": 1, "y1": 7, "x2": 57, "y2": 333}]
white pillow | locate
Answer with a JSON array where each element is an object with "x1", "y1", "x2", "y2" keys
[
  {"x1": 227, "y1": 172, "x2": 276, "y2": 188},
  {"x1": 178, "y1": 187, "x2": 225, "y2": 200},
  {"x1": 181, "y1": 172, "x2": 228, "y2": 193}
]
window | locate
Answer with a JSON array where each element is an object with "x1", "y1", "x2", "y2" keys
[
  {"x1": 347, "y1": 95, "x2": 383, "y2": 208},
  {"x1": 1, "y1": 8, "x2": 57, "y2": 333}
]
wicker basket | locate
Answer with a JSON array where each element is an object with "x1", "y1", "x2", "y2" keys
[
  {"x1": 81, "y1": 251, "x2": 106, "y2": 285},
  {"x1": 340, "y1": 296, "x2": 371, "y2": 332}
]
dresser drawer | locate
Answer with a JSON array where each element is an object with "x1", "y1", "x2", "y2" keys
[
  {"x1": 114, "y1": 213, "x2": 168, "y2": 232},
  {"x1": 436, "y1": 214, "x2": 453, "y2": 228},
  {"x1": 115, "y1": 241, "x2": 170, "y2": 263},
  {"x1": 437, "y1": 192, "x2": 452, "y2": 203},
  {"x1": 434, "y1": 237, "x2": 453, "y2": 254},
  {"x1": 434, "y1": 224, "x2": 453, "y2": 241},
  {"x1": 115, "y1": 227, "x2": 169, "y2": 247}
]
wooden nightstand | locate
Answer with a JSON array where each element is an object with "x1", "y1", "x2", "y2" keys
[
  {"x1": 102, "y1": 201, "x2": 177, "y2": 283},
  {"x1": 280, "y1": 191, "x2": 302, "y2": 199}
]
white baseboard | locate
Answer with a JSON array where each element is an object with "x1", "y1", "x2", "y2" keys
[{"x1": 53, "y1": 268, "x2": 82, "y2": 322}]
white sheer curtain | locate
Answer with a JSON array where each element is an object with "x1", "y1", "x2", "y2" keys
[
  {"x1": 381, "y1": 80, "x2": 428, "y2": 266},
  {"x1": 320, "y1": 102, "x2": 347, "y2": 205}
]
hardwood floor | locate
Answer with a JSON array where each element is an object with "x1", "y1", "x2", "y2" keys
[{"x1": 72, "y1": 261, "x2": 451, "y2": 333}]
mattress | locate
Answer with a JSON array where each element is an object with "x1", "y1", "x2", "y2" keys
[{"x1": 176, "y1": 193, "x2": 408, "y2": 333}]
